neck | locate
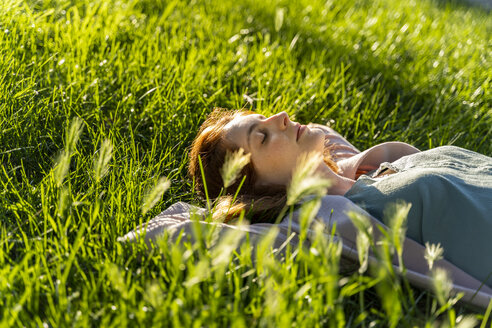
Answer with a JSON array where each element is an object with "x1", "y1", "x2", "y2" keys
[{"x1": 317, "y1": 163, "x2": 355, "y2": 195}]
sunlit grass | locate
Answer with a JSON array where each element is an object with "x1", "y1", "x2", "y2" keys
[{"x1": 0, "y1": 0, "x2": 491, "y2": 326}]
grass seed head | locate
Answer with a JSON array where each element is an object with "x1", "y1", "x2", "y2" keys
[
  {"x1": 94, "y1": 139, "x2": 113, "y2": 183},
  {"x1": 287, "y1": 151, "x2": 331, "y2": 206},
  {"x1": 142, "y1": 177, "x2": 171, "y2": 215},
  {"x1": 54, "y1": 151, "x2": 70, "y2": 187},
  {"x1": 432, "y1": 267, "x2": 452, "y2": 306},
  {"x1": 53, "y1": 118, "x2": 84, "y2": 187},
  {"x1": 65, "y1": 117, "x2": 84, "y2": 154},
  {"x1": 220, "y1": 148, "x2": 251, "y2": 189},
  {"x1": 348, "y1": 211, "x2": 373, "y2": 274},
  {"x1": 455, "y1": 315, "x2": 478, "y2": 328}
]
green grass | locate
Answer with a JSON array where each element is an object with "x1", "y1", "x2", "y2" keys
[{"x1": 0, "y1": 0, "x2": 491, "y2": 326}]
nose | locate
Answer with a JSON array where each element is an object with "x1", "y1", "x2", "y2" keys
[{"x1": 266, "y1": 111, "x2": 289, "y2": 130}]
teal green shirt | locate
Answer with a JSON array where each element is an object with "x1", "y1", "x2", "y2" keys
[{"x1": 345, "y1": 146, "x2": 492, "y2": 287}]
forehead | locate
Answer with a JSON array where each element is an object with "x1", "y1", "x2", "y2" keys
[{"x1": 223, "y1": 113, "x2": 261, "y2": 151}]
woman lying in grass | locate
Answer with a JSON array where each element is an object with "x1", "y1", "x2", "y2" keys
[{"x1": 188, "y1": 108, "x2": 492, "y2": 289}]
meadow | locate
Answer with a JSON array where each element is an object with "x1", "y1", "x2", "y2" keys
[{"x1": 0, "y1": 0, "x2": 491, "y2": 326}]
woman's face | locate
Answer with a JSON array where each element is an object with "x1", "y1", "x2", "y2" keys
[{"x1": 223, "y1": 111, "x2": 325, "y2": 186}]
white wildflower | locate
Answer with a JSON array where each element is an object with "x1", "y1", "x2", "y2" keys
[{"x1": 424, "y1": 242, "x2": 444, "y2": 270}]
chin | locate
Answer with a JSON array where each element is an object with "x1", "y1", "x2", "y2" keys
[{"x1": 308, "y1": 127, "x2": 326, "y2": 152}]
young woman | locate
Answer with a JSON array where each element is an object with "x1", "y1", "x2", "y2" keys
[{"x1": 188, "y1": 108, "x2": 492, "y2": 288}]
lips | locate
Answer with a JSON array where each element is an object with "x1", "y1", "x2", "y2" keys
[{"x1": 296, "y1": 124, "x2": 306, "y2": 141}]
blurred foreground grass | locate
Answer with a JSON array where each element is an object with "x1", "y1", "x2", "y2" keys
[{"x1": 0, "y1": 0, "x2": 491, "y2": 326}]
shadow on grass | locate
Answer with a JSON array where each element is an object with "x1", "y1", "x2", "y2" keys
[
  {"x1": 242, "y1": 1, "x2": 490, "y2": 153},
  {"x1": 429, "y1": 0, "x2": 492, "y2": 11}
]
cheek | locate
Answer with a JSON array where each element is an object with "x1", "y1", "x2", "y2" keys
[
  {"x1": 260, "y1": 149, "x2": 298, "y2": 175},
  {"x1": 268, "y1": 138, "x2": 296, "y2": 158},
  {"x1": 253, "y1": 136, "x2": 300, "y2": 177}
]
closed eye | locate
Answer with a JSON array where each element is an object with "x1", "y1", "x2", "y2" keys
[{"x1": 260, "y1": 129, "x2": 268, "y2": 144}]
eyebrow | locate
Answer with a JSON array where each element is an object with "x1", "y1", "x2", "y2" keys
[{"x1": 247, "y1": 121, "x2": 259, "y2": 150}]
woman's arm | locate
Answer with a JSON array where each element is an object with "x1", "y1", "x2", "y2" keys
[
  {"x1": 336, "y1": 142, "x2": 420, "y2": 179},
  {"x1": 308, "y1": 124, "x2": 419, "y2": 180}
]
